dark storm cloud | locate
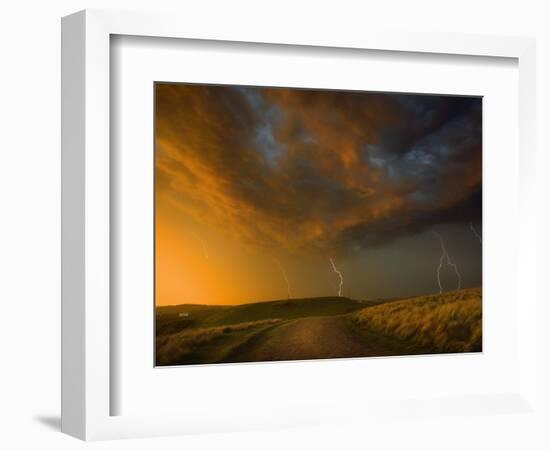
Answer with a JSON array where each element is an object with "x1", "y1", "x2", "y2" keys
[
  {"x1": 376, "y1": 95, "x2": 480, "y2": 156},
  {"x1": 155, "y1": 83, "x2": 482, "y2": 255},
  {"x1": 341, "y1": 188, "x2": 482, "y2": 249}
]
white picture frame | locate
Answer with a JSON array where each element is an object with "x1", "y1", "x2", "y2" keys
[{"x1": 61, "y1": 9, "x2": 538, "y2": 441}]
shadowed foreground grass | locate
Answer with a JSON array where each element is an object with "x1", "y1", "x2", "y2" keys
[
  {"x1": 156, "y1": 288, "x2": 482, "y2": 366},
  {"x1": 156, "y1": 319, "x2": 282, "y2": 365}
]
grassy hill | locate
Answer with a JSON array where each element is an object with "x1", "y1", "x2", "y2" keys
[
  {"x1": 352, "y1": 288, "x2": 482, "y2": 354},
  {"x1": 156, "y1": 296, "x2": 364, "y2": 336},
  {"x1": 156, "y1": 289, "x2": 482, "y2": 366}
]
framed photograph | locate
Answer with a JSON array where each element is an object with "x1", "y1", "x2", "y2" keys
[
  {"x1": 153, "y1": 82, "x2": 483, "y2": 367},
  {"x1": 62, "y1": 9, "x2": 538, "y2": 441}
]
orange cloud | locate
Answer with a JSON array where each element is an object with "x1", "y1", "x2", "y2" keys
[{"x1": 155, "y1": 83, "x2": 482, "y2": 257}]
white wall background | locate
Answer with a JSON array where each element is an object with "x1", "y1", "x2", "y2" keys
[{"x1": 0, "y1": 1, "x2": 548, "y2": 449}]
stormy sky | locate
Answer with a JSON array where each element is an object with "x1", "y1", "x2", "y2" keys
[{"x1": 155, "y1": 83, "x2": 482, "y2": 306}]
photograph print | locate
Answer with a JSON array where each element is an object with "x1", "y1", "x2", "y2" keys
[{"x1": 155, "y1": 83, "x2": 482, "y2": 366}]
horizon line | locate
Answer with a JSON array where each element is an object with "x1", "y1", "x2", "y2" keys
[{"x1": 156, "y1": 286, "x2": 482, "y2": 308}]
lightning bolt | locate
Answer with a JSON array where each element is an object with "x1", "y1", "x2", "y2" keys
[
  {"x1": 432, "y1": 230, "x2": 462, "y2": 293},
  {"x1": 470, "y1": 222, "x2": 482, "y2": 244},
  {"x1": 274, "y1": 259, "x2": 293, "y2": 299},
  {"x1": 329, "y1": 258, "x2": 344, "y2": 297},
  {"x1": 435, "y1": 245, "x2": 445, "y2": 294}
]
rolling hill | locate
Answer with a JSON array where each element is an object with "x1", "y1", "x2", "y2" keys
[{"x1": 156, "y1": 288, "x2": 482, "y2": 366}]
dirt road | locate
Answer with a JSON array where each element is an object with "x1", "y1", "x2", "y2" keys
[{"x1": 226, "y1": 315, "x2": 400, "y2": 362}]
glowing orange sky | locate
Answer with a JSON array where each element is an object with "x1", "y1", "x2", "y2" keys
[{"x1": 155, "y1": 83, "x2": 482, "y2": 306}]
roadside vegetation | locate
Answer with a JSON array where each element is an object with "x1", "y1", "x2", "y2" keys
[{"x1": 352, "y1": 288, "x2": 482, "y2": 353}]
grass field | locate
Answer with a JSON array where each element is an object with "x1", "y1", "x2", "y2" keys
[{"x1": 156, "y1": 288, "x2": 482, "y2": 366}]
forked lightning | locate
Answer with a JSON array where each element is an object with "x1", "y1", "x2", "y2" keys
[
  {"x1": 432, "y1": 230, "x2": 462, "y2": 293},
  {"x1": 329, "y1": 258, "x2": 344, "y2": 297}
]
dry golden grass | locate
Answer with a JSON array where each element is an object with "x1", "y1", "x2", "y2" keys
[
  {"x1": 353, "y1": 288, "x2": 482, "y2": 353},
  {"x1": 156, "y1": 318, "x2": 282, "y2": 365}
]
